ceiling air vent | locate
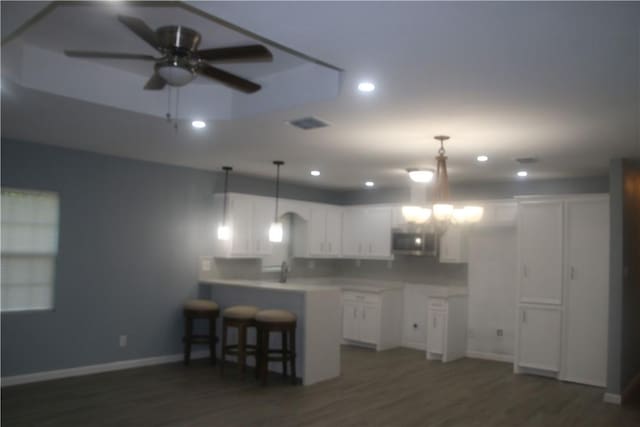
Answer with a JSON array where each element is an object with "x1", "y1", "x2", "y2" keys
[
  {"x1": 288, "y1": 116, "x2": 329, "y2": 130},
  {"x1": 515, "y1": 157, "x2": 539, "y2": 165}
]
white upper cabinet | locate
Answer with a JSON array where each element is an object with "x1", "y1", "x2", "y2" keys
[
  {"x1": 518, "y1": 200, "x2": 564, "y2": 305},
  {"x1": 342, "y1": 206, "x2": 392, "y2": 259},
  {"x1": 292, "y1": 204, "x2": 342, "y2": 258},
  {"x1": 439, "y1": 225, "x2": 467, "y2": 263},
  {"x1": 215, "y1": 193, "x2": 274, "y2": 258}
]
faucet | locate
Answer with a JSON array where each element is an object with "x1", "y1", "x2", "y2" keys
[{"x1": 279, "y1": 261, "x2": 289, "y2": 283}]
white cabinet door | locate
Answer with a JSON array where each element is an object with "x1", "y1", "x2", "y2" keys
[
  {"x1": 229, "y1": 196, "x2": 253, "y2": 256},
  {"x1": 518, "y1": 306, "x2": 562, "y2": 371},
  {"x1": 325, "y1": 207, "x2": 342, "y2": 256},
  {"x1": 564, "y1": 198, "x2": 609, "y2": 386},
  {"x1": 359, "y1": 304, "x2": 381, "y2": 344},
  {"x1": 342, "y1": 301, "x2": 360, "y2": 341},
  {"x1": 439, "y1": 225, "x2": 467, "y2": 263},
  {"x1": 252, "y1": 198, "x2": 273, "y2": 256},
  {"x1": 518, "y1": 201, "x2": 564, "y2": 304},
  {"x1": 367, "y1": 207, "x2": 392, "y2": 257},
  {"x1": 428, "y1": 310, "x2": 446, "y2": 354},
  {"x1": 342, "y1": 208, "x2": 363, "y2": 257},
  {"x1": 308, "y1": 206, "x2": 327, "y2": 256}
]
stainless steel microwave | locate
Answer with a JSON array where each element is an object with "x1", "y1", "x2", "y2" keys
[{"x1": 391, "y1": 227, "x2": 437, "y2": 256}]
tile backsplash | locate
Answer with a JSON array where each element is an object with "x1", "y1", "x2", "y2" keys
[{"x1": 200, "y1": 255, "x2": 466, "y2": 286}]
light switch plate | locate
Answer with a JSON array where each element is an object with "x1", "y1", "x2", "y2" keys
[{"x1": 201, "y1": 258, "x2": 211, "y2": 271}]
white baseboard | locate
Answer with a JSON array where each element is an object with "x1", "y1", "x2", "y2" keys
[
  {"x1": 1, "y1": 350, "x2": 209, "y2": 387},
  {"x1": 603, "y1": 393, "x2": 621, "y2": 405},
  {"x1": 466, "y1": 351, "x2": 514, "y2": 363}
]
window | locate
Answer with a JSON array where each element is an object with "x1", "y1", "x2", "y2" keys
[{"x1": 1, "y1": 188, "x2": 59, "y2": 312}]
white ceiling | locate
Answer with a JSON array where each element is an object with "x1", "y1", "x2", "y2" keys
[{"x1": 2, "y1": 1, "x2": 639, "y2": 189}]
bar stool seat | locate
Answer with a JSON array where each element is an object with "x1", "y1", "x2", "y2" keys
[
  {"x1": 255, "y1": 309, "x2": 297, "y2": 385},
  {"x1": 183, "y1": 299, "x2": 219, "y2": 366},
  {"x1": 221, "y1": 305, "x2": 260, "y2": 377},
  {"x1": 223, "y1": 305, "x2": 260, "y2": 319}
]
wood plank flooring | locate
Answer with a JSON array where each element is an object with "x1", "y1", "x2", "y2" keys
[{"x1": 2, "y1": 346, "x2": 639, "y2": 427}]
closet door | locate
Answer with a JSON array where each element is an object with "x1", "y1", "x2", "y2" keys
[
  {"x1": 518, "y1": 201, "x2": 564, "y2": 304},
  {"x1": 563, "y1": 198, "x2": 609, "y2": 386}
]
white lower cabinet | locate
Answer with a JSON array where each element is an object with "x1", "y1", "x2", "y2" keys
[
  {"x1": 342, "y1": 289, "x2": 402, "y2": 351},
  {"x1": 516, "y1": 305, "x2": 562, "y2": 372},
  {"x1": 426, "y1": 296, "x2": 468, "y2": 362}
]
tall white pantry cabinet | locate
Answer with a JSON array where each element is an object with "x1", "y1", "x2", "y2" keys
[{"x1": 514, "y1": 195, "x2": 609, "y2": 387}]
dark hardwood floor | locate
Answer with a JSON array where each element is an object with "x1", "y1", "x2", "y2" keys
[{"x1": 2, "y1": 346, "x2": 639, "y2": 427}]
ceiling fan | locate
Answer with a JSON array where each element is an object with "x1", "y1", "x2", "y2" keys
[{"x1": 64, "y1": 15, "x2": 273, "y2": 93}]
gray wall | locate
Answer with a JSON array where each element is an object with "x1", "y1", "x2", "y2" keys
[
  {"x1": 1, "y1": 139, "x2": 215, "y2": 377},
  {"x1": 607, "y1": 158, "x2": 640, "y2": 397}
]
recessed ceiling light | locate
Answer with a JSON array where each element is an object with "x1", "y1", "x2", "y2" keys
[
  {"x1": 310, "y1": 170, "x2": 321, "y2": 177},
  {"x1": 407, "y1": 169, "x2": 434, "y2": 183},
  {"x1": 357, "y1": 81, "x2": 375, "y2": 93},
  {"x1": 191, "y1": 120, "x2": 206, "y2": 129},
  {"x1": 477, "y1": 155, "x2": 489, "y2": 162},
  {"x1": 365, "y1": 181, "x2": 375, "y2": 187},
  {"x1": 517, "y1": 170, "x2": 528, "y2": 177}
]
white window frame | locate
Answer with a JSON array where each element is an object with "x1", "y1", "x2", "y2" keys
[{"x1": 1, "y1": 187, "x2": 60, "y2": 313}]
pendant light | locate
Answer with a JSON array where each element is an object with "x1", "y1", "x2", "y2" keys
[
  {"x1": 217, "y1": 166, "x2": 233, "y2": 241},
  {"x1": 268, "y1": 161, "x2": 285, "y2": 243},
  {"x1": 402, "y1": 135, "x2": 484, "y2": 228},
  {"x1": 432, "y1": 135, "x2": 455, "y2": 222}
]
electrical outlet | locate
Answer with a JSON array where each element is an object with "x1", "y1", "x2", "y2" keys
[
  {"x1": 496, "y1": 329, "x2": 503, "y2": 337},
  {"x1": 119, "y1": 335, "x2": 127, "y2": 347},
  {"x1": 201, "y1": 258, "x2": 211, "y2": 272}
]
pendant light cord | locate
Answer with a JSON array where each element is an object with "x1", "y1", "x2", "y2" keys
[
  {"x1": 222, "y1": 166, "x2": 232, "y2": 225},
  {"x1": 273, "y1": 161, "x2": 284, "y2": 222}
]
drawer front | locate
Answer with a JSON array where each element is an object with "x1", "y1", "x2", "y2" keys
[
  {"x1": 343, "y1": 291, "x2": 380, "y2": 305},
  {"x1": 428, "y1": 298, "x2": 448, "y2": 311}
]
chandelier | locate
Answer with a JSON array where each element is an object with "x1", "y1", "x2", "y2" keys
[{"x1": 402, "y1": 135, "x2": 483, "y2": 227}]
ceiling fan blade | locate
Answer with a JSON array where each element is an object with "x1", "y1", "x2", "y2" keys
[
  {"x1": 197, "y1": 64, "x2": 261, "y2": 93},
  {"x1": 117, "y1": 15, "x2": 160, "y2": 51},
  {"x1": 64, "y1": 50, "x2": 156, "y2": 60},
  {"x1": 144, "y1": 73, "x2": 166, "y2": 90},
  {"x1": 197, "y1": 45, "x2": 273, "y2": 63}
]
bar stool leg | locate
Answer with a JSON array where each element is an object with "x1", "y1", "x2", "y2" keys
[
  {"x1": 289, "y1": 327, "x2": 296, "y2": 384},
  {"x1": 184, "y1": 314, "x2": 193, "y2": 366},
  {"x1": 209, "y1": 315, "x2": 217, "y2": 365},
  {"x1": 238, "y1": 324, "x2": 247, "y2": 376},
  {"x1": 220, "y1": 319, "x2": 228, "y2": 375},
  {"x1": 281, "y1": 330, "x2": 288, "y2": 379},
  {"x1": 260, "y1": 328, "x2": 269, "y2": 386}
]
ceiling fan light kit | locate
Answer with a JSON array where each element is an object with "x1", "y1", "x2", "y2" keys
[{"x1": 64, "y1": 15, "x2": 273, "y2": 93}]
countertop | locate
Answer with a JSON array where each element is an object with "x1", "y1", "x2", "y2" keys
[{"x1": 200, "y1": 277, "x2": 467, "y2": 296}]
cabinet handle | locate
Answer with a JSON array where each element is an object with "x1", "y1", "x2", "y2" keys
[
  {"x1": 320, "y1": 242, "x2": 325, "y2": 252},
  {"x1": 369, "y1": 243, "x2": 373, "y2": 253},
  {"x1": 433, "y1": 316, "x2": 437, "y2": 328},
  {"x1": 570, "y1": 266, "x2": 575, "y2": 280},
  {"x1": 328, "y1": 242, "x2": 332, "y2": 252},
  {"x1": 522, "y1": 265, "x2": 528, "y2": 278},
  {"x1": 522, "y1": 310, "x2": 527, "y2": 323}
]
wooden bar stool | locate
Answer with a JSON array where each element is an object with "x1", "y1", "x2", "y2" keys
[
  {"x1": 220, "y1": 305, "x2": 260, "y2": 377},
  {"x1": 255, "y1": 309, "x2": 297, "y2": 385},
  {"x1": 183, "y1": 299, "x2": 219, "y2": 365}
]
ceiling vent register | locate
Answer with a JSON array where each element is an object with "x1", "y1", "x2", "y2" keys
[{"x1": 288, "y1": 117, "x2": 329, "y2": 130}]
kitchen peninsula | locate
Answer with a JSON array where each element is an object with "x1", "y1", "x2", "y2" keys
[{"x1": 199, "y1": 279, "x2": 342, "y2": 385}]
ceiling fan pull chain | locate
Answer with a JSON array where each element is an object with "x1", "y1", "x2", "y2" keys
[
  {"x1": 166, "y1": 87, "x2": 172, "y2": 122},
  {"x1": 174, "y1": 88, "x2": 180, "y2": 132}
]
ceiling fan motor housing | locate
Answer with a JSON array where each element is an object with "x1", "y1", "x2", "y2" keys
[
  {"x1": 155, "y1": 26, "x2": 202, "y2": 87},
  {"x1": 157, "y1": 26, "x2": 201, "y2": 53}
]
